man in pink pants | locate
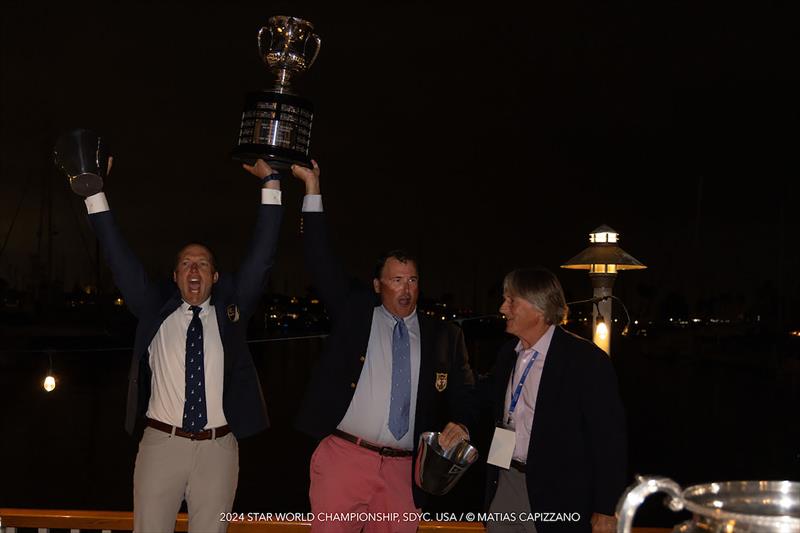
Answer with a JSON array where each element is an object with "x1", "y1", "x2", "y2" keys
[{"x1": 292, "y1": 161, "x2": 477, "y2": 533}]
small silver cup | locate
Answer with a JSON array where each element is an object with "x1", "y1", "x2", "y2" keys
[
  {"x1": 53, "y1": 128, "x2": 109, "y2": 197},
  {"x1": 415, "y1": 431, "x2": 479, "y2": 496}
]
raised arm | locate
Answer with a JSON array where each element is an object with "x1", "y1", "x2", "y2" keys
[
  {"x1": 293, "y1": 161, "x2": 351, "y2": 323},
  {"x1": 80, "y1": 155, "x2": 161, "y2": 318},
  {"x1": 235, "y1": 159, "x2": 285, "y2": 317},
  {"x1": 87, "y1": 202, "x2": 162, "y2": 318}
]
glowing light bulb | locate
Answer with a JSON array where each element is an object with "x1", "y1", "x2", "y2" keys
[
  {"x1": 596, "y1": 321, "x2": 609, "y2": 341},
  {"x1": 44, "y1": 375, "x2": 56, "y2": 392}
]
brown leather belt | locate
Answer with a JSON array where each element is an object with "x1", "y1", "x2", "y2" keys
[
  {"x1": 511, "y1": 459, "x2": 527, "y2": 473},
  {"x1": 146, "y1": 418, "x2": 231, "y2": 441},
  {"x1": 332, "y1": 429, "x2": 413, "y2": 457}
]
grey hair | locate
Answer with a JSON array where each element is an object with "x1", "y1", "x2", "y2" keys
[{"x1": 503, "y1": 267, "x2": 568, "y2": 325}]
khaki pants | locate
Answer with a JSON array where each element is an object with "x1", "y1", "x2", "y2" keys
[
  {"x1": 133, "y1": 426, "x2": 239, "y2": 533},
  {"x1": 487, "y1": 468, "x2": 537, "y2": 533}
]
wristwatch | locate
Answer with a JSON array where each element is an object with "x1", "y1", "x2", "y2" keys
[{"x1": 260, "y1": 172, "x2": 281, "y2": 187}]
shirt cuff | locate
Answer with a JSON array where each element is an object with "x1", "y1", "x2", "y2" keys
[
  {"x1": 85, "y1": 192, "x2": 109, "y2": 214},
  {"x1": 261, "y1": 188, "x2": 282, "y2": 205},
  {"x1": 302, "y1": 194, "x2": 323, "y2": 212}
]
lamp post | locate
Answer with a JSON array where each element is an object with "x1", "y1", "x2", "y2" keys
[{"x1": 561, "y1": 225, "x2": 646, "y2": 355}]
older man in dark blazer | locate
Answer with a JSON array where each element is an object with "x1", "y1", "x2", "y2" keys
[
  {"x1": 81, "y1": 158, "x2": 283, "y2": 532},
  {"x1": 485, "y1": 268, "x2": 627, "y2": 533},
  {"x1": 290, "y1": 161, "x2": 477, "y2": 533}
]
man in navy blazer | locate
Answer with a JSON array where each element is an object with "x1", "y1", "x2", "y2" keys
[
  {"x1": 81, "y1": 158, "x2": 283, "y2": 533},
  {"x1": 290, "y1": 161, "x2": 477, "y2": 533},
  {"x1": 485, "y1": 268, "x2": 627, "y2": 533}
]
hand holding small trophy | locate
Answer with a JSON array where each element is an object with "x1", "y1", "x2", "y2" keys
[
  {"x1": 53, "y1": 128, "x2": 111, "y2": 196},
  {"x1": 232, "y1": 16, "x2": 322, "y2": 170}
]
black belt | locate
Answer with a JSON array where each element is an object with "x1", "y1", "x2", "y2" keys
[
  {"x1": 146, "y1": 418, "x2": 231, "y2": 441},
  {"x1": 332, "y1": 429, "x2": 413, "y2": 457},
  {"x1": 511, "y1": 459, "x2": 527, "y2": 473}
]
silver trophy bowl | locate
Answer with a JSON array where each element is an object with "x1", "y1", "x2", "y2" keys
[
  {"x1": 415, "y1": 431, "x2": 479, "y2": 496},
  {"x1": 53, "y1": 128, "x2": 109, "y2": 197},
  {"x1": 616, "y1": 476, "x2": 800, "y2": 533},
  {"x1": 258, "y1": 15, "x2": 321, "y2": 93}
]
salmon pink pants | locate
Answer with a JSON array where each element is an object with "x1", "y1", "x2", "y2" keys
[{"x1": 310, "y1": 434, "x2": 421, "y2": 533}]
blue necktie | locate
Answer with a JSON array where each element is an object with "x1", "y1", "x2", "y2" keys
[
  {"x1": 182, "y1": 305, "x2": 207, "y2": 432},
  {"x1": 389, "y1": 316, "x2": 411, "y2": 440}
]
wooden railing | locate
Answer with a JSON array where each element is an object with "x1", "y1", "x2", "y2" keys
[{"x1": 0, "y1": 509, "x2": 671, "y2": 533}]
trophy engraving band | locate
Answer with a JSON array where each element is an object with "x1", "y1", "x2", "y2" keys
[{"x1": 237, "y1": 93, "x2": 313, "y2": 155}]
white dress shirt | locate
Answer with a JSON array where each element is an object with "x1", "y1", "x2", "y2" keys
[
  {"x1": 504, "y1": 324, "x2": 555, "y2": 462},
  {"x1": 145, "y1": 298, "x2": 226, "y2": 428}
]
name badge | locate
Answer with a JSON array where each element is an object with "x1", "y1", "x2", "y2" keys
[{"x1": 487, "y1": 427, "x2": 515, "y2": 469}]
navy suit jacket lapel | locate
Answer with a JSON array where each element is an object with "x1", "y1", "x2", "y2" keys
[
  {"x1": 210, "y1": 289, "x2": 235, "y2": 376},
  {"x1": 527, "y1": 326, "x2": 568, "y2": 457},
  {"x1": 414, "y1": 317, "x2": 435, "y2": 429}
]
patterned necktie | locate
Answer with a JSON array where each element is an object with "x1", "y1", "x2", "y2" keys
[
  {"x1": 389, "y1": 315, "x2": 411, "y2": 440},
  {"x1": 182, "y1": 305, "x2": 207, "y2": 432}
]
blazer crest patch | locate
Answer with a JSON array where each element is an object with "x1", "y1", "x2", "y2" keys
[
  {"x1": 226, "y1": 304, "x2": 240, "y2": 323},
  {"x1": 435, "y1": 372, "x2": 448, "y2": 392}
]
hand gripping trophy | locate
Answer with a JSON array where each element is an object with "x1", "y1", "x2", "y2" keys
[{"x1": 232, "y1": 16, "x2": 321, "y2": 170}]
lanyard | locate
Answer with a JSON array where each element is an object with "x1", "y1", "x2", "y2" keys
[{"x1": 507, "y1": 349, "x2": 539, "y2": 425}]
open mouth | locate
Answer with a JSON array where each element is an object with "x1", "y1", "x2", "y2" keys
[{"x1": 188, "y1": 277, "x2": 201, "y2": 292}]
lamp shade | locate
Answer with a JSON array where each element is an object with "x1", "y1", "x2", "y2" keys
[{"x1": 561, "y1": 225, "x2": 646, "y2": 272}]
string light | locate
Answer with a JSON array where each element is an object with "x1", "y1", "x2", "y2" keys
[{"x1": 43, "y1": 352, "x2": 56, "y2": 392}]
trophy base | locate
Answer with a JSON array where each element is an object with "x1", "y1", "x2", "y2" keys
[
  {"x1": 233, "y1": 90, "x2": 314, "y2": 171},
  {"x1": 231, "y1": 145, "x2": 312, "y2": 171}
]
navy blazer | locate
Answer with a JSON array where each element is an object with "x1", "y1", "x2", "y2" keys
[
  {"x1": 90, "y1": 203, "x2": 283, "y2": 439},
  {"x1": 485, "y1": 327, "x2": 627, "y2": 532},
  {"x1": 294, "y1": 211, "x2": 478, "y2": 507}
]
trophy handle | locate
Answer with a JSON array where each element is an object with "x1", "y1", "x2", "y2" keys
[
  {"x1": 258, "y1": 26, "x2": 278, "y2": 62},
  {"x1": 305, "y1": 34, "x2": 322, "y2": 69},
  {"x1": 616, "y1": 475, "x2": 684, "y2": 533}
]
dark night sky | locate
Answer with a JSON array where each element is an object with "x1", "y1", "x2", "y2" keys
[{"x1": 2, "y1": 1, "x2": 799, "y2": 316}]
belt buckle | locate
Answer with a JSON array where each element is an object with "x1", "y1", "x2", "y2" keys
[{"x1": 379, "y1": 446, "x2": 394, "y2": 456}]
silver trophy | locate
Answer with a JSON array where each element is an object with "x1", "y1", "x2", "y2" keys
[
  {"x1": 232, "y1": 16, "x2": 321, "y2": 169},
  {"x1": 53, "y1": 128, "x2": 110, "y2": 197},
  {"x1": 414, "y1": 431, "x2": 479, "y2": 496},
  {"x1": 616, "y1": 476, "x2": 800, "y2": 533}
]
